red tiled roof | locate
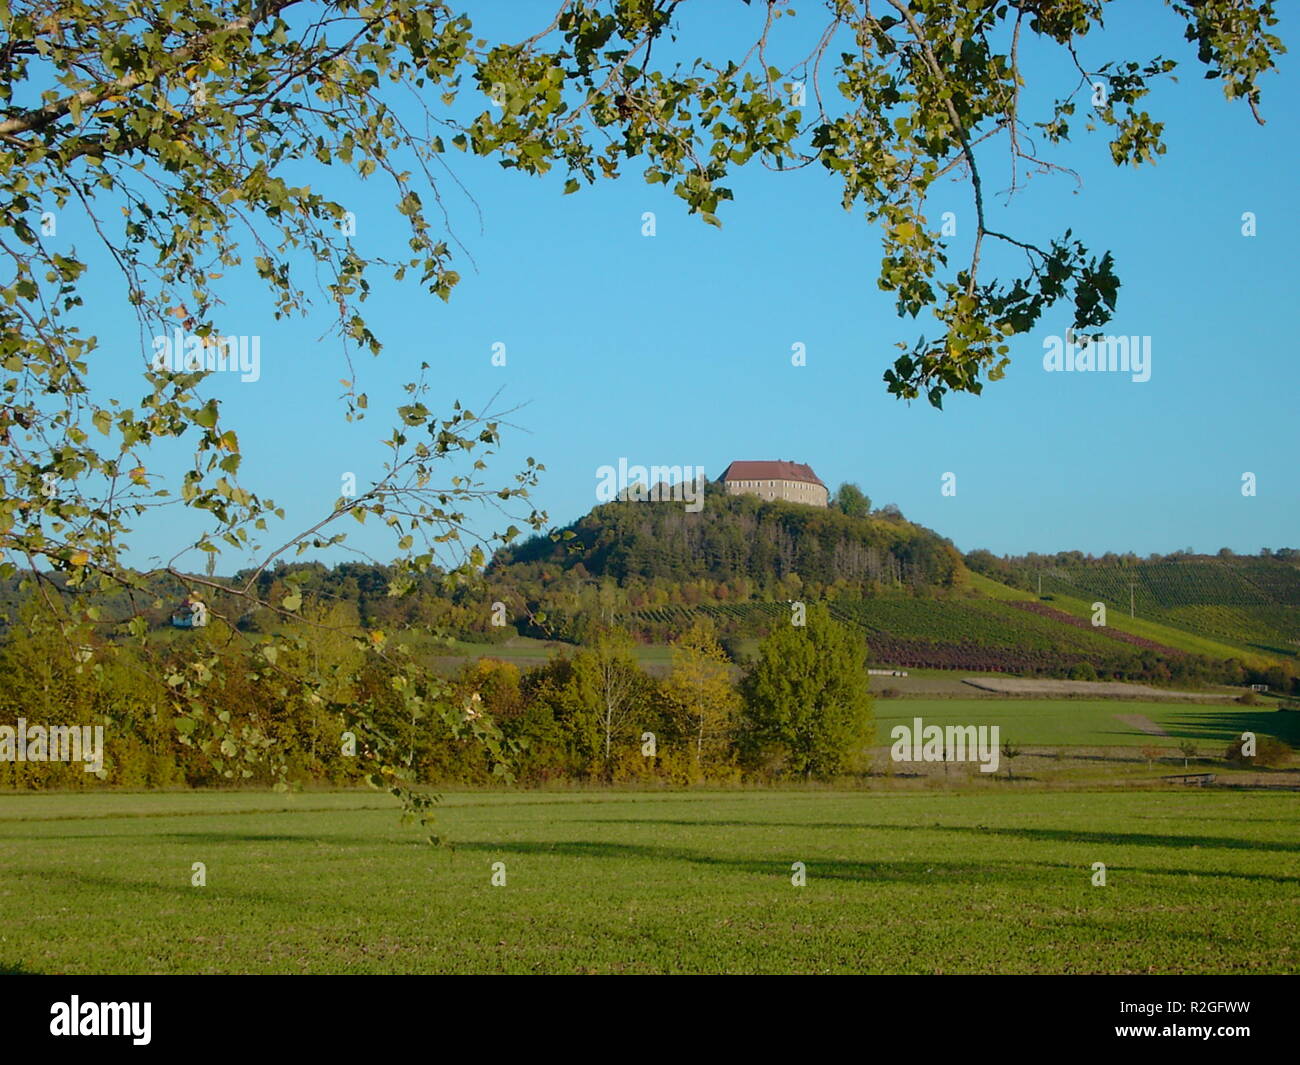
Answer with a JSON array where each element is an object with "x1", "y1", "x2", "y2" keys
[{"x1": 718, "y1": 460, "x2": 825, "y2": 487}]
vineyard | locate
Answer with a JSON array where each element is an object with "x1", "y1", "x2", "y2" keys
[
  {"x1": 1161, "y1": 605, "x2": 1300, "y2": 655},
  {"x1": 1007, "y1": 601, "x2": 1185, "y2": 656},
  {"x1": 602, "y1": 555, "x2": 1300, "y2": 686},
  {"x1": 1227, "y1": 558, "x2": 1300, "y2": 602},
  {"x1": 1033, "y1": 559, "x2": 1300, "y2": 607},
  {"x1": 618, "y1": 601, "x2": 787, "y2": 640},
  {"x1": 1030, "y1": 560, "x2": 1300, "y2": 658},
  {"x1": 826, "y1": 597, "x2": 1122, "y2": 654},
  {"x1": 617, "y1": 594, "x2": 1219, "y2": 677}
]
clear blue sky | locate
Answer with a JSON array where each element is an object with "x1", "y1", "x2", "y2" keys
[{"x1": 66, "y1": 2, "x2": 1299, "y2": 571}]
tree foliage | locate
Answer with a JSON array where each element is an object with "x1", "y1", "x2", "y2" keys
[
  {"x1": 496, "y1": 483, "x2": 964, "y2": 592},
  {"x1": 740, "y1": 603, "x2": 874, "y2": 775},
  {"x1": 833, "y1": 482, "x2": 871, "y2": 519},
  {"x1": 659, "y1": 618, "x2": 740, "y2": 769}
]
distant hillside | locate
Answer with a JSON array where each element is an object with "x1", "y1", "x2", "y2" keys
[
  {"x1": 4, "y1": 498, "x2": 1297, "y2": 694},
  {"x1": 487, "y1": 495, "x2": 1291, "y2": 688},
  {"x1": 966, "y1": 553, "x2": 1300, "y2": 662},
  {"x1": 490, "y1": 482, "x2": 964, "y2": 592}
]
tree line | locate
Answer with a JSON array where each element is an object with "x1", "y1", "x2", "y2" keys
[{"x1": 0, "y1": 601, "x2": 873, "y2": 791}]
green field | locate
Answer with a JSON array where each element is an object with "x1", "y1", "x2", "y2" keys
[
  {"x1": 875, "y1": 698, "x2": 1300, "y2": 749},
  {"x1": 0, "y1": 790, "x2": 1296, "y2": 974}
]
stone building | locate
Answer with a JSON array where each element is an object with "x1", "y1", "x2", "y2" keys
[{"x1": 718, "y1": 460, "x2": 828, "y2": 507}]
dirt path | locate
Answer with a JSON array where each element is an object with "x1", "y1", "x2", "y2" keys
[
  {"x1": 961, "y1": 676, "x2": 1237, "y2": 701},
  {"x1": 1113, "y1": 713, "x2": 1169, "y2": 736}
]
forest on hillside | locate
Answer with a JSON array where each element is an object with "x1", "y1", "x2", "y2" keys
[{"x1": 491, "y1": 481, "x2": 964, "y2": 590}]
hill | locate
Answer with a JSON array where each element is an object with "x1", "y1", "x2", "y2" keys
[{"x1": 489, "y1": 481, "x2": 965, "y2": 592}]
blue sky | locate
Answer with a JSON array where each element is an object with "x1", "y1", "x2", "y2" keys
[{"x1": 61, "y1": 2, "x2": 1299, "y2": 571}]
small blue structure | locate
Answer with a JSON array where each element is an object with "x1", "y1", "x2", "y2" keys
[{"x1": 171, "y1": 596, "x2": 208, "y2": 628}]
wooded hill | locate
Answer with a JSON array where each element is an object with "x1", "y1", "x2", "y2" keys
[{"x1": 489, "y1": 481, "x2": 965, "y2": 592}]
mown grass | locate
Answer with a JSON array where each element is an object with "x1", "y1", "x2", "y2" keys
[
  {"x1": 874, "y1": 698, "x2": 1300, "y2": 748},
  {"x1": 0, "y1": 790, "x2": 1295, "y2": 974}
]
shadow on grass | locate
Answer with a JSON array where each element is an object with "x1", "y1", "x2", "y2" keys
[
  {"x1": 451, "y1": 837, "x2": 1299, "y2": 886},
  {"x1": 156, "y1": 832, "x2": 389, "y2": 846},
  {"x1": 960, "y1": 822, "x2": 1300, "y2": 855},
  {"x1": 1118, "y1": 864, "x2": 1300, "y2": 886},
  {"x1": 451, "y1": 837, "x2": 1026, "y2": 884},
  {"x1": 1244, "y1": 639, "x2": 1300, "y2": 658},
  {"x1": 568, "y1": 819, "x2": 1300, "y2": 855},
  {"x1": 6, "y1": 868, "x2": 297, "y2": 906},
  {"x1": 1122, "y1": 710, "x2": 1300, "y2": 746},
  {"x1": 0, "y1": 959, "x2": 41, "y2": 974}
]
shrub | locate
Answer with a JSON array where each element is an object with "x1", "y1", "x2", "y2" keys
[
  {"x1": 1225, "y1": 735, "x2": 1292, "y2": 768},
  {"x1": 1255, "y1": 737, "x2": 1293, "y2": 767}
]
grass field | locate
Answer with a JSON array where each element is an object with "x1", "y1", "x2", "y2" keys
[
  {"x1": 0, "y1": 790, "x2": 1296, "y2": 974},
  {"x1": 423, "y1": 635, "x2": 678, "y2": 673},
  {"x1": 874, "y1": 698, "x2": 1300, "y2": 749}
]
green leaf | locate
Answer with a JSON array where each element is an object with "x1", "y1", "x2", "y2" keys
[{"x1": 194, "y1": 401, "x2": 219, "y2": 429}]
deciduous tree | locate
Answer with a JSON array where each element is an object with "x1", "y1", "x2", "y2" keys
[
  {"x1": 660, "y1": 619, "x2": 740, "y2": 767},
  {"x1": 740, "y1": 604, "x2": 873, "y2": 776}
]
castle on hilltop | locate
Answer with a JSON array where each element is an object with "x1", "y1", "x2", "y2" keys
[{"x1": 718, "y1": 460, "x2": 828, "y2": 508}]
